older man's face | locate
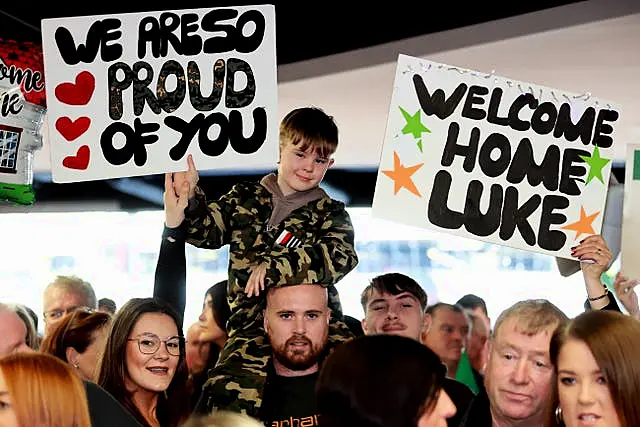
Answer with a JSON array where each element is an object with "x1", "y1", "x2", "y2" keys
[
  {"x1": 43, "y1": 288, "x2": 89, "y2": 336},
  {"x1": 0, "y1": 310, "x2": 33, "y2": 357}
]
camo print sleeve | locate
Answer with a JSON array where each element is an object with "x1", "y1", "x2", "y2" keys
[
  {"x1": 262, "y1": 204, "x2": 358, "y2": 288},
  {"x1": 184, "y1": 184, "x2": 240, "y2": 249}
]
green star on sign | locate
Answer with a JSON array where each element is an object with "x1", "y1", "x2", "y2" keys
[
  {"x1": 579, "y1": 145, "x2": 611, "y2": 184},
  {"x1": 399, "y1": 106, "x2": 431, "y2": 139}
]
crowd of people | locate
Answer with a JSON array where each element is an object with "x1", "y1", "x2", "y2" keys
[{"x1": 1, "y1": 107, "x2": 640, "y2": 427}]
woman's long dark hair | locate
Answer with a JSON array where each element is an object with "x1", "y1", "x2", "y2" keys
[
  {"x1": 97, "y1": 298, "x2": 190, "y2": 427},
  {"x1": 317, "y1": 334, "x2": 447, "y2": 427},
  {"x1": 202, "y1": 280, "x2": 230, "y2": 369}
]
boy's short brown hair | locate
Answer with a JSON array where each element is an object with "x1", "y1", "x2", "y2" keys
[{"x1": 279, "y1": 107, "x2": 338, "y2": 158}]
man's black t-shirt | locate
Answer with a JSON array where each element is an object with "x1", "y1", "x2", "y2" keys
[{"x1": 259, "y1": 372, "x2": 320, "y2": 427}]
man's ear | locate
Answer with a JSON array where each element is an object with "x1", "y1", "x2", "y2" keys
[
  {"x1": 263, "y1": 309, "x2": 269, "y2": 333},
  {"x1": 361, "y1": 318, "x2": 367, "y2": 334},
  {"x1": 326, "y1": 309, "x2": 332, "y2": 325},
  {"x1": 328, "y1": 158, "x2": 335, "y2": 168},
  {"x1": 423, "y1": 313, "x2": 432, "y2": 334}
]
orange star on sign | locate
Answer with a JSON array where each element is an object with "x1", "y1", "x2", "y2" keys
[
  {"x1": 382, "y1": 151, "x2": 423, "y2": 197},
  {"x1": 562, "y1": 206, "x2": 600, "y2": 240}
]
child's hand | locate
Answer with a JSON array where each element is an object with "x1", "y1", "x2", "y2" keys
[
  {"x1": 172, "y1": 154, "x2": 199, "y2": 200},
  {"x1": 245, "y1": 264, "x2": 267, "y2": 297},
  {"x1": 164, "y1": 173, "x2": 189, "y2": 228}
]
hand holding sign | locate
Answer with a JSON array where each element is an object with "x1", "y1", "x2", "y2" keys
[
  {"x1": 163, "y1": 172, "x2": 190, "y2": 228},
  {"x1": 571, "y1": 234, "x2": 612, "y2": 279},
  {"x1": 171, "y1": 154, "x2": 199, "y2": 200}
]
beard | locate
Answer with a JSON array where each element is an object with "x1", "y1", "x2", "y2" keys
[{"x1": 272, "y1": 334, "x2": 326, "y2": 371}]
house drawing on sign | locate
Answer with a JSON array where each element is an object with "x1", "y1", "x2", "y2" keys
[{"x1": 0, "y1": 124, "x2": 22, "y2": 174}]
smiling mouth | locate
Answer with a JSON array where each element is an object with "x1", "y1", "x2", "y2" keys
[
  {"x1": 147, "y1": 367, "x2": 169, "y2": 375},
  {"x1": 578, "y1": 413, "x2": 601, "y2": 423}
]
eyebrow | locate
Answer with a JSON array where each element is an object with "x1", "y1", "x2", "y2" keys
[
  {"x1": 368, "y1": 294, "x2": 417, "y2": 306},
  {"x1": 500, "y1": 344, "x2": 548, "y2": 358},
  {"x1": 275, "y1": 309, "x2": 323, "y2": 315},
  {"x1": 558, "y1": 368, "x2": 603, "y2": 375}
]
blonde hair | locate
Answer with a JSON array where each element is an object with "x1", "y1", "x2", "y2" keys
[
  {"x1": 0, "y1": 352, "x2": 92, "y2": 427},
  {"x1": 9, "y1": 304, "x2": 39, "y2": 349},
  {"x1": 493, "y1": 299, "x2": 568, "y2": 340},
  {"x1": 46, "y1": 275, "x2": 97, "y2": 309},
  {"x1": 182, "y1": 411, "x2": 263, "y2": 427}
]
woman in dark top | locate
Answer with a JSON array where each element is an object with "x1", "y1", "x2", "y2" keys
[{"x1": 96, "y1": 298, "x2": 190, "y2": 427}]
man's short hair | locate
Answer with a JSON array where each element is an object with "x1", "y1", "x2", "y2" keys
[
  {"x1": 360, "y1": 273, "x2": 428, "y2": 312},
  {"x1": 426, "y1": 302, "x2": 471, "y2": 328},
  {"x1": 492, "y1": 299, "x2": 569, "y2": 340},
  {"x1": 45, "y1": 275, "x2": 97, "y2": 309},
  {"x1": 456, "y1": 294, "x2": 488, "y2": 316},
  {"x1": 98, "y1": 298, "x2": 117, "y2": 314}
]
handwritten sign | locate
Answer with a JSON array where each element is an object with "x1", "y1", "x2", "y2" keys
[
  {"x1": 372, "y1": 54, "x2": 620, "y2": 260},
  {"x1": 621, "y1": 144, "x2": 640, "y2": 279},
  {"x1": 41, "y1": 5, "x2": 277, "y2": 183}
]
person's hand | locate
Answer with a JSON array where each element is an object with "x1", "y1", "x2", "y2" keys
[
  {"x1": 245, "y1": 264, "x2": 267, "y2": 297},
  {"x1": 613, "y1": 272, "x2": 640, "y2": 318},
  {"x1": 164, "y1": 173, "x2": 190, "y2": 228},
  {"x1": 172, "y1": 154, "x2": 199, "y2": 201},
  {"x1": 573, "y1": 235, "x2": 612, "y2": 281}
]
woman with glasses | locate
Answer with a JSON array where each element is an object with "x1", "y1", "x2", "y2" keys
[
  {"x1": 40, "y1": 309, "x2": 111, "y2": 381},
  {"x1": 97, "y1": 298, "x2": 190, "y2": 427}
]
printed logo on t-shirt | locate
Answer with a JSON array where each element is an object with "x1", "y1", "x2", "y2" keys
[
  {"x1": 268, "y1": 414, "x2": 320, "y2": 427},
  {"x1": 275, "y1": 230, "x2": 303, "y2": 248}
]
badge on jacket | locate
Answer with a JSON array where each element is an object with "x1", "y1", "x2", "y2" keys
[{"x1": 275, "y1": 230, "x2": 303, "y2": 248}]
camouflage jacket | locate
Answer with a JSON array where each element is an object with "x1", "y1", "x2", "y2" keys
[{"x1": 184, "y1": 175, "x2": 359, "y2": 338}]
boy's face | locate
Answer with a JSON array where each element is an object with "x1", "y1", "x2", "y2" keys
[{"x1": 277, "y1": 142, "x2": 334, "y2": 196}]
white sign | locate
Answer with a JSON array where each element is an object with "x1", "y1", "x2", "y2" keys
[
  {"x1": 621, "y1": 144, "x2": 640, "y2": 279},
  {"x1": 41, "y1": 5, "x2": 278, "y2": 183},
  {"x1": 372, "y1": 54, "x2": 621, "y2": 260}
]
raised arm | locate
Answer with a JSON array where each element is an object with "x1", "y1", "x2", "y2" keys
[
  {"x1": 573, "y1": 234, "x2": 620, "y2": 311},
  {"x1": 153, "y1": 174, "x2": 190, "y2": 324}
]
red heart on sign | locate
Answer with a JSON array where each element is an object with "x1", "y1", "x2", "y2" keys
[
  {"x1": 55, "y1": 71, "x2": 95, "y2": 105},
  {"x1": 62, "y1": 145, "x2": 90, "y2": 170},
  {"x1": 55, "y1": 116, "x2": 91, "y2": 141}
]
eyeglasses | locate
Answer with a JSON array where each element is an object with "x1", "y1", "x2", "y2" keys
[
  {"x1": 43, "y1": 306, "x2": 94, "y2": 323},
  {"x1": 128, "y1": 335, "x2": 183, "y2": 357}
]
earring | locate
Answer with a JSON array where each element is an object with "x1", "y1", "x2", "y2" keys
[
  {"x1": 555, "y1": 406, "x2": 563, "y2": 424},
  {"x1": 73, "y1": 362, "x2": 79, "y2": 369}
]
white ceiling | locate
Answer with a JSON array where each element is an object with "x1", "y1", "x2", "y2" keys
[{"x1": 33, "y1": 0, "x2": 640, "y2": 173}]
